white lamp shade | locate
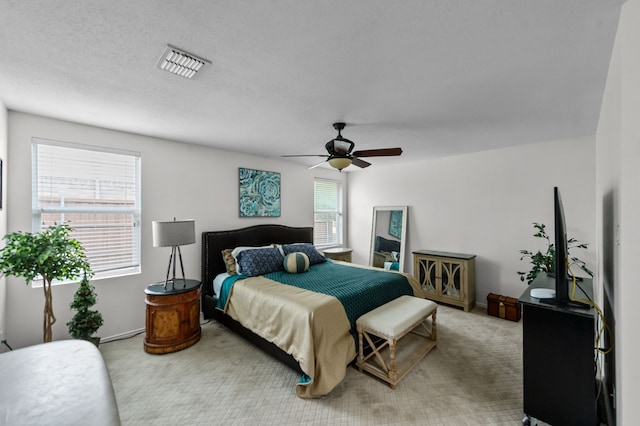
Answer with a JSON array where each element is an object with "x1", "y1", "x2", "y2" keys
[{"x1": 152, "y1": 219, "x2": 196, "y2": 247}]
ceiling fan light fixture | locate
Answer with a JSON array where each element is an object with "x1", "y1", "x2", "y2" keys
[
  {"x1": 334, "y1": 139, "x2": 354, "y2": 153},
  {"x1": 282, "y1": 122, "x2": 402, "y2": 171},
  {"x1": 328, "y1": 157, "x2": 352, "y2": 171},
  {"x1": 325, "y1": 139, "x2": 354, "y2": 155}
]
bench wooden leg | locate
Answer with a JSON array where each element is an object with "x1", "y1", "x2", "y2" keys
[
  {"x1": 432, "y1": 309, "x2": 437, "y2": 341},
  {"x1": 389, "y1": 337, "x2": 397, "y2": 389},
  {"x1": 357, "y1": 326, "x2": 363, "y2": 371}
]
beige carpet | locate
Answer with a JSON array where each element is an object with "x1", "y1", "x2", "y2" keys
[{"x1": 100, "y1": 304, "x2": 524, "y2": 425}]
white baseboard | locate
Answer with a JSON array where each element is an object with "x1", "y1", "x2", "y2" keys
[{"x1": 101, "y1": 328, "x2": 145, "y2": 343}]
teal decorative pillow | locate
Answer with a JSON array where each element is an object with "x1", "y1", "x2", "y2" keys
[{"x1": 283, "y1": 252, "x2": 310, "y2": 273}]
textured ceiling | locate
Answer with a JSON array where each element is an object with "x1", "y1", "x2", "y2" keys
[{"x1": 0, "y1": 0, "x2": 622, "y2": 171}]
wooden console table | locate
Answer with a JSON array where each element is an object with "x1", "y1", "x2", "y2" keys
[
  {"x1": 413, "y1": 250, "x2": 476, "y2": 311},
  {"x1": 144, "y1": 279, "x2": 201, "y2": 354}
]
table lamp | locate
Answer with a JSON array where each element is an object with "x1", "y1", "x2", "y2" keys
[{"x1": 152, "y1": 218, "x2": 196, "y2": 288}]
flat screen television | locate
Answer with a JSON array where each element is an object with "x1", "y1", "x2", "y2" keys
[
  {"x1": 554, "y1": 186, "x2": 569, "y2": 303},
  {"x1": 548, "y1": 187, "x2": 589, "y2": 309}
]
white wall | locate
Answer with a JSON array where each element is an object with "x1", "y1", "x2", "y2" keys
[
  {"x1": 5, "y1": 111, "x2": 346, "y2": 348},
  {"x1": 597, "y1": 0, "x2": 640, "y2": 423},
  {"x1": 348, "y1": 136, "x2": 596, "y2": 304},
  {"x1": 0, "y1": 100, "x2": 7, "y2": 346}
]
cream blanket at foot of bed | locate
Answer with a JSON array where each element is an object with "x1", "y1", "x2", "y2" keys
[{"x1": 224, "y1": 276, "x2": 356, "y2": 399}]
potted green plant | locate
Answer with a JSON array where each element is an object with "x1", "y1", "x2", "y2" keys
[
  {"x1": 67, "y1": 272, "x2": 103, "y2": 345},
  {"x1": 0, "y1": 224, "x2": 90, "y2": 342},
  {"x1": 518, "y1": 222, "x2": 593, "y2": 285}
]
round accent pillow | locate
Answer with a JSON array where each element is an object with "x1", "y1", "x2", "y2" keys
[{"x1": 283, "y1": 252, "x2": 310, "y2": 273}]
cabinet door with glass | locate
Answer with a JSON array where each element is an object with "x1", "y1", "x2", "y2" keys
[
  {"x1": 415, "y1": 255, "x2": 438, "y2": 295},
  {"x1": 413, "y1": 250, "x2": 476, "y2": 312}
]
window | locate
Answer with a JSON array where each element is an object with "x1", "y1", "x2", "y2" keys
[
  {"x1": 32, "y1": 138, "x2": 141, "y2": 280},
  {"x1": 314, "y1": 179, "x2": 342, "y2": 246}
]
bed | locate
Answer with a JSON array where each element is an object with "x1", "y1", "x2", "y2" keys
[{"x1": 200, "y1": 224, "x2": 424, "y2": 398}]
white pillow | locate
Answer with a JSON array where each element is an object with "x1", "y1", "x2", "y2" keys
[{"x1": 213, "y1": 272, "x2": 230, "y2": 297}]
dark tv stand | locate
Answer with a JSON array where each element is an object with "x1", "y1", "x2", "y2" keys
[
  {"x1": 538, "y1": 297, "x2": 591, "y2": 310},
  {"x1": 518, "y1": 275, "x2": 597, "y2": 425}
]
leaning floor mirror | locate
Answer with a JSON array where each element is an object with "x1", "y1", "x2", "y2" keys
[{"x1": 369, "y1": 206, "x2": 408, "y2": 272}]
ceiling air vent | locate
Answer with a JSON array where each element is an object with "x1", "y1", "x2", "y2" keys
[{"x1": 156, "y1": 45, "x2": 210, "y2": 79}]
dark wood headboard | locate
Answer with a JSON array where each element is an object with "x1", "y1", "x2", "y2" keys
[{"x1": 200, "y1": 224, "x2": 313, "y2": 299}]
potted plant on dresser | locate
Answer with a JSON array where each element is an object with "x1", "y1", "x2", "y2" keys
[
  {"x1": 67, "y1": 272, "x2": 104, "y2": 346},
  {"x1": 0, "y1": 224, "x2": 91, "y2": 342},
  {"x1": 517, "y1": 222, "x2": 593, "y2": 284}
]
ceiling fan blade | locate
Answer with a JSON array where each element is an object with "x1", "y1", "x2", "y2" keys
[
  {"x1": 308, "y1": 160, "x2": 327, "y2": 170},
  {"x1": 352, "y1": 148, "x2": 402, "y2": 157},
  {"x1": 351, "y1": 157, "x2": 371, "y2": 168},
  {"x1": 281, "y1": 154, "x2": 328, "y2": 158}
]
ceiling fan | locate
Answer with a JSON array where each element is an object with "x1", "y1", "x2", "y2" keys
[{"x1": 282, "y1": 122, "x2": 403, "y2": 171}]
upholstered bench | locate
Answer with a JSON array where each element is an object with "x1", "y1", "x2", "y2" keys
[
  {"x1": 0, "y1": 340, "x2": 121, "y2": 425},
  {"x1": 356, "y1": 295, "x2": 437, "y2": 389}
]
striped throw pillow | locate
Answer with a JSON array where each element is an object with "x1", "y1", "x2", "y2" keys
[
  {"x1": 283, "y1": 252, "x2": 310, "y2": 273},
  {"x1": 221, "y1": 249, "x2": 237, "y2": 275}
]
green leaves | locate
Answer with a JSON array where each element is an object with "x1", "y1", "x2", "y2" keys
[
  {"x1": 67, "y1": 273, "x2": 103, "y2": 339},
  {"x1": 0, "y1": 224, "x2": 93, "y2": 342},
  {"x1": 0, "y1": 224, "x2": 90, "y2": 285},
  {"x1": 517, "y1": 222, "x2": 593, "y2": 285}
]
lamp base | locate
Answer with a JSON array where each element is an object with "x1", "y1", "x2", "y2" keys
[{"x1": 163, "y1": 245, "x2": 187, "y2": 288}]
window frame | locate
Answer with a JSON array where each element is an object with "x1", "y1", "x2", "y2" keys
[
  {"x1": 313, "y1": 178, "x2": 343, "y2": 248},
  {"x1": 32, "y1": 138, "x2": 142, "y2": 284}
]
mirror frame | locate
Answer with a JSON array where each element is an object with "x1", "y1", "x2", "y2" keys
[{"x1": 369, "y1": 205, "x2": 408, "y2": 272}]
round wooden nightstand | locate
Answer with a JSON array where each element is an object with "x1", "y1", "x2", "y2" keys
[
  {"x1": 323, "y1": 247, "x2": 353, "y2": 263},
  {"x1": 144, "y1": 279, "x2": 201, "y2": 354}
]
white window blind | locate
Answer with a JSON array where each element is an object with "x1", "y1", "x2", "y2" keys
[
  {"x1": 314, "y1": 179, "x2": 342, "y2": 246},
  {"x1": 32, "y1": 139, "x2": 141, "y2": 279}
]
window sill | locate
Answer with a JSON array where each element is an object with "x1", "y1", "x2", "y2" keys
[
  {"x1": 316, "y1": 244, "x2": 343, "y2": 250},
  {"x1": 30, "y1": 266, "x2": 141, "y2": 288}
]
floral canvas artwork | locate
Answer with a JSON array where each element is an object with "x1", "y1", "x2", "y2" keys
[{"x1": 239, "y1": 168, "x2": 281, "y2": 217}]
